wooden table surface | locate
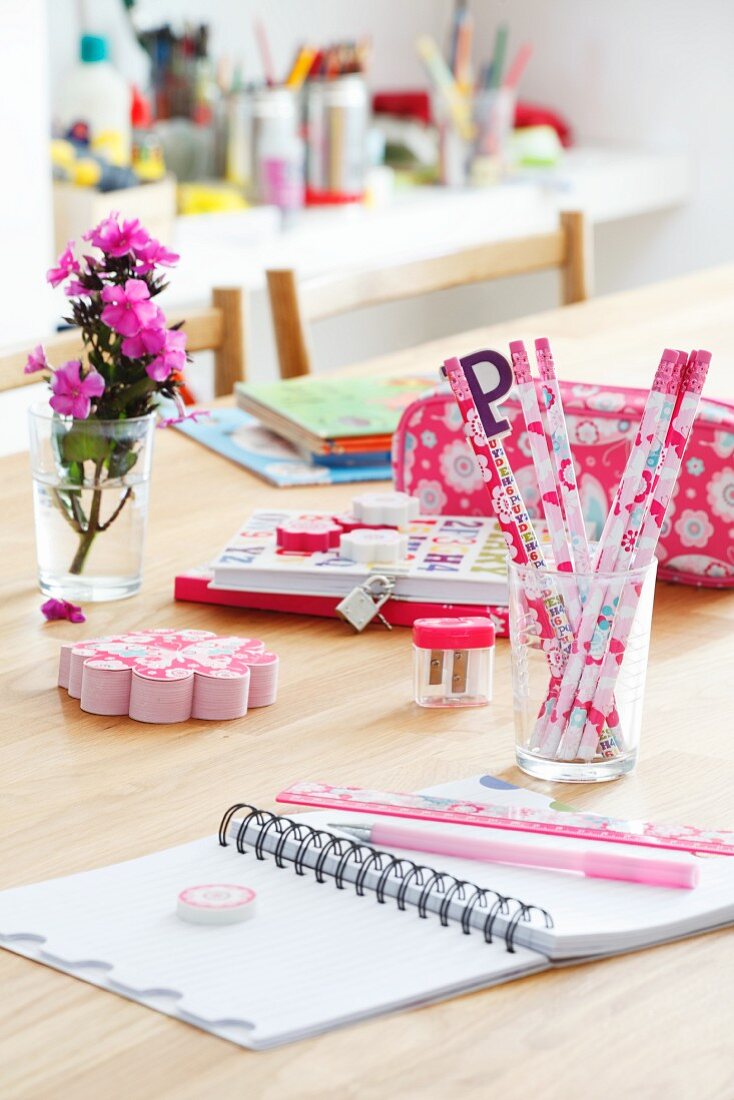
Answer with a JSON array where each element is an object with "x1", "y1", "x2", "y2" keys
[{"x1": 2, "y1": 267, "x2": 734, "y2": 1100}]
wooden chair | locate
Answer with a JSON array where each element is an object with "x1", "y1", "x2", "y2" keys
[
  {"x1": 0, "y1": 286, "x2": 246, "y2": 397},
  {"x1": 266, "y1": 210, "x2": 592, "y2": 379}
]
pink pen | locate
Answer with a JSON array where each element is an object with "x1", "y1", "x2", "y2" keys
[{"x1": 331, "y1": 821, "x2": 700, "y2": 890}]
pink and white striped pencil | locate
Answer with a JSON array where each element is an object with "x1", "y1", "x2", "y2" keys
[
  {"x1": 535, "y1": 338, "x2": 592, "y2": 574},
  {"x1": 443, "y1": 353, "x2": 573, "y2": 665},
  {"x1": 510, "y1": 339, "x2": 586, "y2": 747},
  {"x1": 576, "y1": 350, "x2": 711, "y2": 760},
  {"x1": 554, "y1": 351, "x2": 687, "y2": 761},
  {"x1": 537, "y1": 349, "x2": 683, "y2": 760}
]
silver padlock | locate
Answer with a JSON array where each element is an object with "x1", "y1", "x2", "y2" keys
[{"x1": 335, "y1": 574, "x2": 395, "y2": 632}]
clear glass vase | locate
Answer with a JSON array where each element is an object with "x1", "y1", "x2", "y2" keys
[
  {"x1": 28, "y1": 405, "x2": 156, "y2": 602},
  {"x1": 508, "y1": 557, "x2": 657, "y2": 783}
]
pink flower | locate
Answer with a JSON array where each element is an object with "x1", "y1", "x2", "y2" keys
[
  {"x1": 121, "y1": 307, "x2": 166, "y2": 359},
  {"x1": 134, "y1": 237, "x2": 180, "y2": 274},
  {"x1": 47, "y1": 243, "x2": 80, "y2": 287},
  {"x1": 101, "y1": 279, "x2": 158, "y2": 337},
  {"x1": 41, "y1": 598, "x2": 85, "y2": 623},
  {"x1": 157, "y1": 409, "x2": 210, "y2": 428},
  {"x1": 65, "y1": 278, "x2": 89, "y2": 298},
  {"x1": 49, "y1": 360, "x2": 105, "y2": 419},
  {"x1": 147, "y1": 328, "x2": 187, "y2": 381},
  {"x1": 85, "y1": 213, "x2": 150, "y2": 257},
  {"x1": 24, "y1": 344, "x2": 48, "y2": 374}
]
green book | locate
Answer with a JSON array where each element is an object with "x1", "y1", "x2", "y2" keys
[{"x1": 235, "y1": 375, "x2": 434, "y2": 454}]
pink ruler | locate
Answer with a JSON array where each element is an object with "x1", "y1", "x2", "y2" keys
[{"x1": 276, "y1": 782, "x2": 734, "y2": 857}]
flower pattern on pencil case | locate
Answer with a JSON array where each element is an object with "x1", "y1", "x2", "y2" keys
[{"x1": 393, "y1": 384, "x2": 734, "y2": 587}]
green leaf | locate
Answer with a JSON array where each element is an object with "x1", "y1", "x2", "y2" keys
[
  {"x1": 107, "y1": 446, "x2": 138, "y2": 479},
  {"x1": 59, "y1": 426, "x2": 111, "y2": 465}
]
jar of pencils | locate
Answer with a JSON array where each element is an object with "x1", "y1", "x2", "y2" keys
[
  {"x1": 469, "y1": 87, "x2": 516, "y2": 185},
  {"x1": 305, "y1": 75, "x2": 368, "y2": 203},
  {"x1": 508, "y1": 556, "x2": 658, "y2": 783}
]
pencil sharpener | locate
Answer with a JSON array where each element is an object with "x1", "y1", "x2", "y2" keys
[{"x1": 412, "y1": 617, "x2": 494, "y2": 708}]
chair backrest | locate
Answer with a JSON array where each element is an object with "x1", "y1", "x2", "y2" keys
[
  {"x1": 0, "y1": 285, "x2": 246, "y2": 397},
  {"x1": 266, "y1": 210, "x2": 592, "y2": 379}
]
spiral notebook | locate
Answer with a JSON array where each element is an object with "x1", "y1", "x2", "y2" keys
[{"x1": 1, "y1": 777, "x2": 733, "y2": 1050}]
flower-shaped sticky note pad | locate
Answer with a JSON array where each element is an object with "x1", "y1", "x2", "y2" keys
[{"x1": 58, "y1": 629, "x2": 278, "y2": 724}]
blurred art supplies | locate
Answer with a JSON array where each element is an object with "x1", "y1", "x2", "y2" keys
[{"x1": 56, "y1": 34, "x2": 132, "y2": 164}]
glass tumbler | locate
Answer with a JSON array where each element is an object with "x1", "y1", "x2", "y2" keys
[
  {"x1": 508, "y1": 557, "x2": 658, "y2": 782},
  {"x1": 28, "y1": 405, "x2": 156, "y2": 602}
]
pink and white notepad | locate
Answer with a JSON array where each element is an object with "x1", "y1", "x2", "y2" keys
[
  {"x1": 58, "y1": 629, "x2": 279, "y2": 723},
  {"x1": 1, "y1": 775, "x2": 733, "y2": 1049}
]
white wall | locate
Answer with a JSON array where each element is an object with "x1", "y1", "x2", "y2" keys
[
  {"x1": 471, "y1": 0, "x2": 734, "y2": 292},
  {"x1": 0, "y1": 0, "x2": 55, "y2": 435}
]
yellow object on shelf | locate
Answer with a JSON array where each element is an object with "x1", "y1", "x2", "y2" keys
[
  {"x1": 177, "y1": 182, "x2": 249, "y2": 215},
  {"x1": 91, "y1": 130, "x2": 128, "y2": 167},
  {"x1": 72, "y1": 158, "x2": 102, "y2": 187},
  {"x1": 51, "y1": 139, "x2": 76, "y2": 174}
]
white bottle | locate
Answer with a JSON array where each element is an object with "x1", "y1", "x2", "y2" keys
[{"x1": 56, "y1": 34, "x2": 131, "y2": 165}]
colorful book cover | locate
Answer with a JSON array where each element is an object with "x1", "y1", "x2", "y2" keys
[
  {"x1": 235, "y1": 375, "x2": 434, "y2": 446},
  {"x1": 174, "y1": 408, "x2": 393, "y2": 487},
  {"x1": 174, "y1": 565, "x2": 511, "y2": 634},
  {"x1": 210, "y1": 509, "x2": 514, "y2": 604}
]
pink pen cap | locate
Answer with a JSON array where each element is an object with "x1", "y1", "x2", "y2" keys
[{"x1": 412, "y1": 617, "x2": 495, "y2": 708}]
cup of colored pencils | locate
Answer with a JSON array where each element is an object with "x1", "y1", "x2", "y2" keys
[
  {"x1": 443, "y1": 339, "x2": 712, "y2": 782},
  {"x1": 416, "y1": 12, "x2": 532, "y2": 186}
]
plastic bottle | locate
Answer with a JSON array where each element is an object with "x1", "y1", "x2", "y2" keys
[
  {"x1": 56, "y1": 34, "x2": 132, "y2": 165},
  {"x1": 130, "y1": 86, "x2": 166, "y2": 181}
]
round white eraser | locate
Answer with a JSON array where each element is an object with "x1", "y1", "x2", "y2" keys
[{"x1": 176, "y1": 884, "x2": 257, "y2": 925}]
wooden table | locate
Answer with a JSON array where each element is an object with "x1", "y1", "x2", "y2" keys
[{"x1": 2, "y1": 268, "x2": 734, "y2": 1099}]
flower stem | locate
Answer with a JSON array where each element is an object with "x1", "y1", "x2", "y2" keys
[{"x1": 69, "y1": 484, "x2": 103, "y2": 575}]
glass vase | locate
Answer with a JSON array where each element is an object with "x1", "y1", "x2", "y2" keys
[
  {"x1": 28, "y1": 405, "x2": 156, "y2": 602},
  {"x1": 508, "y1": 557, "x2": 657, "y2": 783}
]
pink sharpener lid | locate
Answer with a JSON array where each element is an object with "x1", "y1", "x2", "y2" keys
[{"x1": 412, "y1": 617, "x2": 495, "y2": 650}]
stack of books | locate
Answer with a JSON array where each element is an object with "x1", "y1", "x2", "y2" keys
[{"x1": 175, "y1": 375, "x2": 433, "y2": 487}]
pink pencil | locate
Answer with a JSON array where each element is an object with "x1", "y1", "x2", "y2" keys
[
  {"x1": 538, "y1": 349, "x2": 682, "y2": 760},
  {"x1": 503, "y1": 43, "x2": 533, "y2": 91},
  {"x1": 444, "y1": 353, "x2": 573, "y2": 663},
  {"x1": 255, "y1": 19, "x2": 276, "y2": 86},
  {"x1": 577, "y1": 350, "x2": 711, "y2": 760},
  {"x1": 510, "y1": 340, "x2": 582, "y2": 745},
  {"x1": 555, "y1": 351, "x2": 686, "y2": 761},
  {"x1": 332, "y1": 820, "x2": 700, "y2": 889},
  {"x1": 535, "y1": 338, "x2": 591, "y2": 574}
]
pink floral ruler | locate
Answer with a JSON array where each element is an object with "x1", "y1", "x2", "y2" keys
[{"x1": 276, "y1": 782, "x2": 734, "y2": 857}]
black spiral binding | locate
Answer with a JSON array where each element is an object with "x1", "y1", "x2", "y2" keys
[{"x1": 219, "y1": 804, "x2": 553, "y2": 952}]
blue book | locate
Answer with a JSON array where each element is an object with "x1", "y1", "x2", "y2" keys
[{"x1": 175, "y1": 408, "x2": 393, "y2": 487}]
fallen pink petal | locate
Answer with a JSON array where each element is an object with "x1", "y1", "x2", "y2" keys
[{"x1": 41, "y1": 598, "x2": 86, "y2": 623}]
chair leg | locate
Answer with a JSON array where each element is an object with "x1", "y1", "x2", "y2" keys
[
  {"x1": 560, "y1": 210, "x2": 593, "y2": 305},
  {"x1": 212, "y1": 287, "x2": 246, "y2": 396},
  {"x1": 266, "y1": 269, "x2": 313, "y2": 378}
]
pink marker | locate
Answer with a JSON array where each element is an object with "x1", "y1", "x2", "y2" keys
[{"x1": 332, "y1": 820, "x2": 700, "y2": 890}]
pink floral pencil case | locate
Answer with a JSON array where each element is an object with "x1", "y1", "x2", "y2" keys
[{"x1": 393, "y1": 380, "x2": 734, "y2": 587}]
